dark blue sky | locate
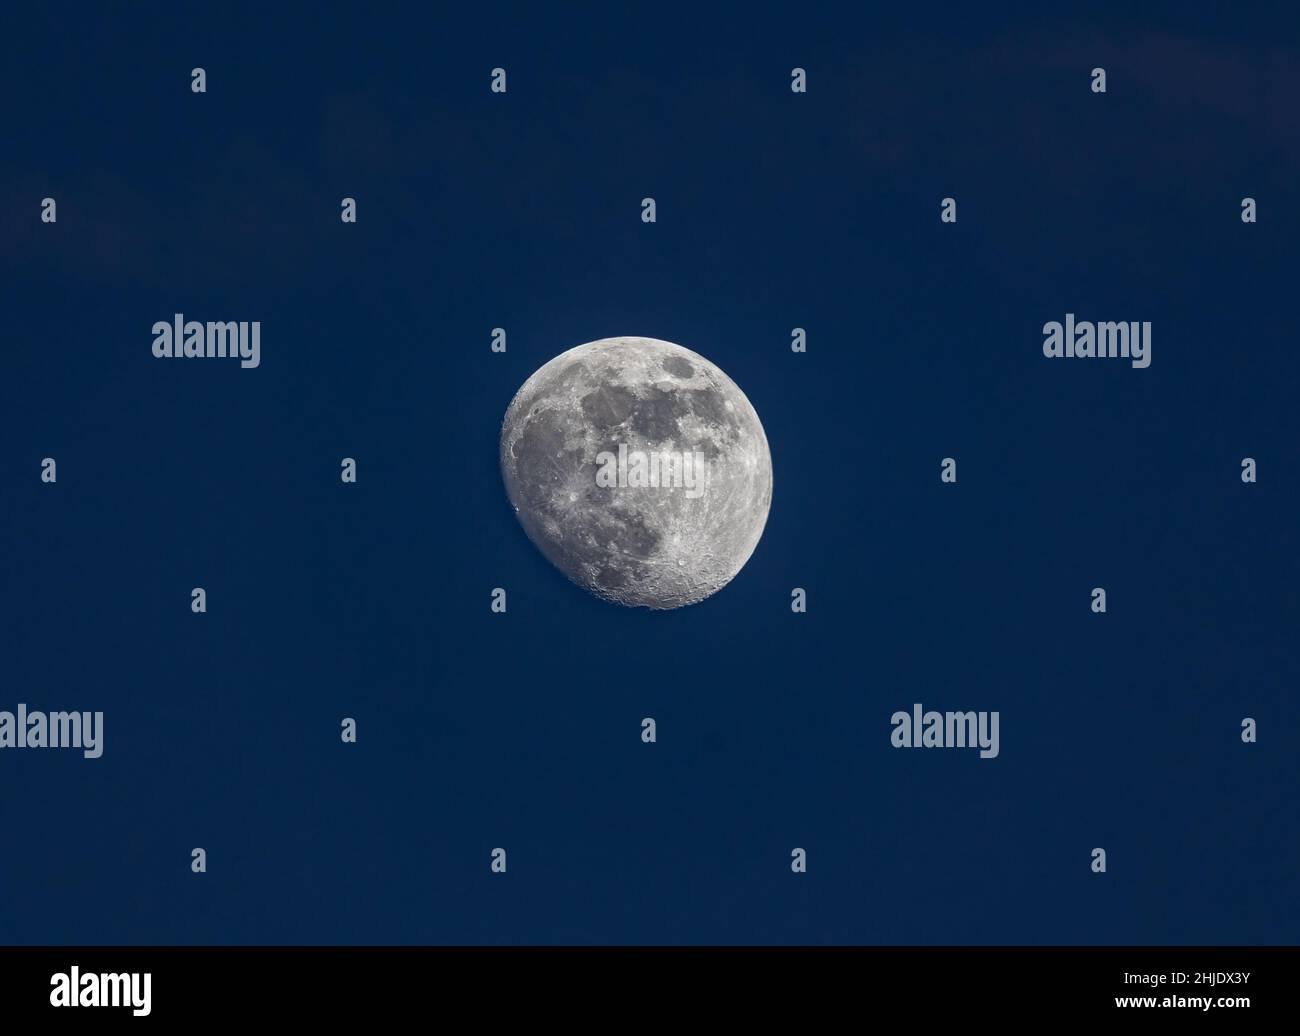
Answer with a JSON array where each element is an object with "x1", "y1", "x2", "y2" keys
[{"x1": 1, "y1": 3, "x2": 1297, "y2": 944}]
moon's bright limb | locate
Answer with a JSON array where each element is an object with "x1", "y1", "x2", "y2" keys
[{"x1": 500, "y1": 337, "x2": 773, "y2": 608}]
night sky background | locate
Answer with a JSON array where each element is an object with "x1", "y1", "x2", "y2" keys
[{"x1": 1, "y1": 3, "x2": 1297, "y2": 944}]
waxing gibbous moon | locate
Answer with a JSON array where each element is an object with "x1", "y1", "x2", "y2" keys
[{"x1": 500, "y1": 337, "x2": 773, "y2": 608}]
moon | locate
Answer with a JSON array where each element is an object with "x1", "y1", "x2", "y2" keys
[{"x1": 500, "y1": 336, "x2": 773, "y2": 608}]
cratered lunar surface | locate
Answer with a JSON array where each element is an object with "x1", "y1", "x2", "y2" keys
[{"x1": 500, "y1": 337, "x2": 773, "y2": 608}]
